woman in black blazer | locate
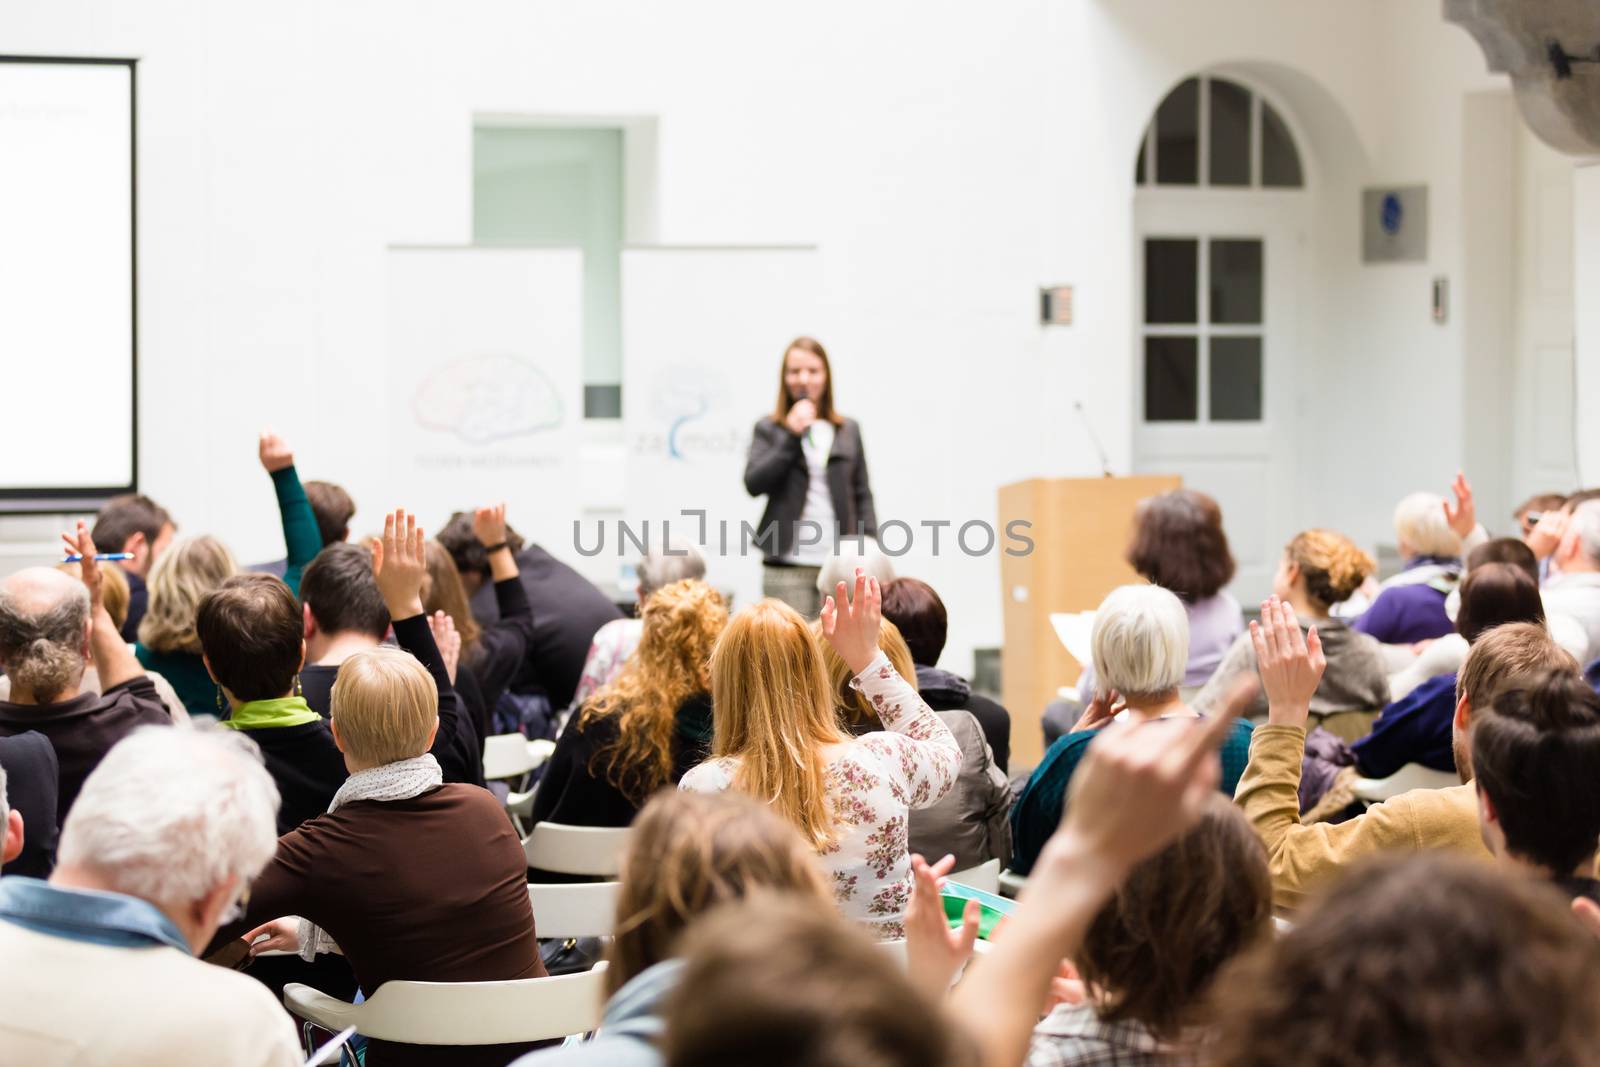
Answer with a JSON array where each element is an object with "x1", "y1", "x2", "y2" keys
[{"x1": 743, "y1": 337, "x2": 877, "y2": 616}]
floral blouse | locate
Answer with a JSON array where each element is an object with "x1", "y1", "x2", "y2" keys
[{"x1": 679, "y1": 651, "x2": 961, "y2": 938}]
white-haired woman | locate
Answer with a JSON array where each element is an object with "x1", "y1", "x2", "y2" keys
[{"x1": 1008, "y1": 584, "x2": 1255, "y2": 876}]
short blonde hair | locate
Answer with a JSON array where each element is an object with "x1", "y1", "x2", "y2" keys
[
  {"x1": 1393, "y1": 492, "x2": 1461, "y2": 559},
  {"x1": 330, "y1": 647, "x2": 437, "y2": 766},
  {"x1": 1091, "y1": 584, "x2": 1189, "y2": 700},
  {"x1": 138, "y1": 536, "x2": 238, "y2": 654}
]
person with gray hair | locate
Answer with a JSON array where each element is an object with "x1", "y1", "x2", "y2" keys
[
  {"x1": 1008, "y1": 584, "x2": 1257, "y2": 876},
  {"x1": 0, "y1": 726, "x2": 300, "y2": 1065},
  {"x1": 815, "y1": 536, "x2": 896, "y2": 602},
  {"x1": 1541, "y1": 499, "x2": 1600, "y2": 663},
  {"x1": 0, "y1": 523, "x2": 170, "y2": 829},
  {"x1": 568, "y1": 543, "x2": 708, "y2": 713}
]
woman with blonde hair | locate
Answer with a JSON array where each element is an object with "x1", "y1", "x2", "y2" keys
[
  {"x1": 529, "y1": 580, "x2": 726, "y2": 843},
  {"x1": 134, "y1": 535, "x2": 238, "y2": 716},
  {"x1": 816, "y1": 616, "x2": 1010, "y2": 872},
  {"x1": 680, "y1": 573, "x2": 960, "y2": 938},
  {"x1": 1193, "y1": 529, "x2": 1389, "y2": 720},
  {"x1": 510, "y1": 790, "x2": 833, "y2": 1067}
]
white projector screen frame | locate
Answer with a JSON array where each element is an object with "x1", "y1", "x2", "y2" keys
[{"x1": 0, "y1": 56, "x2": 137, "y2": 512}]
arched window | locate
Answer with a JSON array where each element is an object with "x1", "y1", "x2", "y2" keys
[{"x1": 1135, "y1": 76, "x2": 1303, "y2": 190}]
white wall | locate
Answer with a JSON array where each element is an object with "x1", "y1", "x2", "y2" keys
[
  {"x1": 0, "y1": 0, "x2": 1521, "y2": 675},
  {"x1": 1576, "y1": 164, "x2": 1600, "y2": 487}
]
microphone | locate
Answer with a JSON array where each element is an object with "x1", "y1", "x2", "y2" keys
[{"x1": 1073, "y1": 401, "x2": 1114, "y2": 478}]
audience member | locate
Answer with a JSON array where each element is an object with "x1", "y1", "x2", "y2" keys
[
  {"x1": 882, "y1": 576, "x2": 1012, "y2": 772},
  {"x1": 0, "y1": 732, "x2": 57, "y2": 877},
  {"x1": 197, "y1": 573, "x2": 347, "y2": 833},
  {"x1": 252, "y1": 478, "x2": 356, "y2": 577},
  {"x1": 1472, "y1": 669, "x2": 1600, "y2": 904},
  {"x1": 531, "y1": 579, "x2": 725, "y2": 841},
  {"x1": 818, "y1": 616, "x2": 1011, "y2": 871},
  {"x1": 662, "y1": 896, "x2": 962, "y2": 1067},
  {"x1": 1193, "y1": 529, "x2": 1388, "y2": 720},
  {"x1": 229, "y1": 644, "x2": 545, "y2": 1067},
  {"x1": 1012, "y1": 584, "x2": 1254, "y2": 876},
  {"x1": 1236, "y1": 605, "x2": 1577, "y2": 910},
  {"x1": 1515, "y1": 491, "x2": 1567, "y2": 541},
  {"x1": 1349, "y1": 477, "x2": 1480, "y2": 644},
  {"x1": 438, "y1": 512, "x2": 623, "y2": 718},
  {"x1": 298, "y1": 541, "x2": 392, "y2": 706},
  {"x1": 680, "y1": 574, "x2": 960, "y2": 938},
  {"x1": 89, "y1": 492, "x2": 175, "y2": 641},
  {"x1": 511, "y1": 790, "x2": 834, "y2": 1067},
  {"x1": 0, "y1": 727, "x2": 300, "y2": 1065},
  {"x1": 135, "y1": 535, "x2": 238, "y2": 715},
  {"x1": 1208, "y1": 854, "x2": 1600, "y2": 1067},
  {"x1": 0, "y1": 525, "x2": 170, "y2": 827},
  {"x1": 253, "y1": 431, "x2": 328, "y2": 596},
  {"x1": 0, "y1": 763, "x2": 20, "y2": 869},
  {"x1": 1539, "y1": 499, "x2": 1600, "y2": 661},
  {"x1": 816, "y1": 534, "x2": 896, "y2": 602},
  {"x1": 570, "y1": 544, "x2": 707, "y2": 712}
]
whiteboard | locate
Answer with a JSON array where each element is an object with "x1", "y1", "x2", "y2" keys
[
  {"x1": 622, "y1": 246, "x2": 820, "y2": 610},
  {"x1": 388, "y1": 247, "x2": 584, "y2": 552},
  {"x1": 0, "y1": 59, "x2": 135, "y2": 501}
]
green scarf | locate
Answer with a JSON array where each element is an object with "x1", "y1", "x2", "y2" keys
[{"x1": 219, "y1": 696, "x2": 321, "y2": 731}]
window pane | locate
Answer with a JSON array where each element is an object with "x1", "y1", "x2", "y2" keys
[
  {"x1": 1135, "y1": 129, "x2": 1147, "y2": 184},
  {"x1": 1155, "y1": 78, "x2": 1200, "y2": 185},
  {"x1": 1261, "y1": 102, "x2": 1303, "y2": 188},
  {"x1": 1145, "y1": 239, "x2": 1198, "y2": 324},
  {"x1": 1210, "y1": 239, "x2": 1263, "y2": 324},
  {"x1": 1145, "y1": 336, "x2": 1198, "y2": 421},
  {"x1": 1209, "y1": 336, "x2": 1263, "y2": 421},
  {"x1": 1208, "y1": 79, "x2": 1251, "y2": 186}
]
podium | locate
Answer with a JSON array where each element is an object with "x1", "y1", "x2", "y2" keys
[{"x1": 997, "y1": 475, "x2": 1181, "y2": 767}]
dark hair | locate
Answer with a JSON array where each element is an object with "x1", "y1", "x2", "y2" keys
[
  {"x1": 435, "y1": 513, "x2": 525, "y2": 580},
  {"x1": 1514, "y1": 492, "x2": 1567, "y2": 521},
  {"x1": 1565, "y1": 487, "x2": 1600, "y2": 511},
  {"x1": 1472, "y1": 670, "x2": 1600, "y2": 874},
  {"x1": 1210, "y1": 854, "x2": 1600, "y2": 1067},
  {"x1": 880, "y1": 578, "x2": 948, "y2": 666},
  {"x1": 91, "y1": 494, "x2": 172, "y2": 555},
  {"x1": 299, "y1": 543, "x2": 389, "y2": 640},
  {"x1": 195, "y1": 574, "x2": 303, "y2": 701},
  {"x1": 1126, "y1": 489, "x2": 1236, "y2": 602},
  {"x1": 1466, "y1": 537, "x2": 1538, "y2": 582},
  {"x1": 663, "y1": 896, "x2": 970, "y2": 1067},
  {"x1": 1456, "y1": 621, "x2": 1576, "y2": 709},
  {"x1": 771, "y1": 336, "x2": 841, "y2": 426},
  {"x1": 1077, "y1": 797, "x2": 1271, "y2": 1040},
  {"x1": 1455, "y1": 562, "x2": 1545, "y2": 643},
  {"x1": 303, "y1": 481, "x2": 355, "y2": 546}
]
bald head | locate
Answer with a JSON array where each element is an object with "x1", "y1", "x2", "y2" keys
[{"x1": 0, "y1": 568, "x2": 90, "y2": 703}]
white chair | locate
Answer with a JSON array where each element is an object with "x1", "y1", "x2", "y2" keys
[
  {"x1": 997, "y1": 868, "x2": 1027, "y2": 899},
  {"x1": 948, "y1": 857, "x2": 1001, "y2": 894},
  {"x1": 284, "y1": 963, "x2": 608, "y2": 1057},
  {"x1": 528, "y1": 881, "x2": 621, "y2": 940},
  {"x1": 1351, "y1": 763, "x2": 1459, "y2": 804},
  {"x1": 523, "y1": 822, "x2": 631, "y2": 878},
  {"x1": 483, "y1": 734, "x2": 555, "y2": 784}
]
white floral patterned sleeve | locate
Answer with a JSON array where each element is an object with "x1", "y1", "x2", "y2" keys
[{"x1": 680, "y1": 651, "x2": 960, "y2": 939}]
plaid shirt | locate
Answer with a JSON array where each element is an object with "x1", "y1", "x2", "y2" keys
[{"x1": 1026, "y1": 1003, "x2": 1194, "y2": 1067}]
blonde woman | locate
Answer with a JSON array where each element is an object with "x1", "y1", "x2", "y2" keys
[
  {"x1": 529, "y1": 580, "x2": 727, "y2": 838},
  {"x1": 680, "y1": 572, "x2": 960, "y2": 939},
  {"x1": 1193, "y1": 529, "x2": 1389, "y2": 721},
  {"x1": 816, "y1": 617, "x2": 1010, "y2": 872},
  {"x1": 135, "y1": 535, "x2": 238, "y2": 716}
]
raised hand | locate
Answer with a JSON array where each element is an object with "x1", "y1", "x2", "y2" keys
[
  {"x1": 1527, "y1": 507, "x2": 1571, "y2": 561},
  {"x1": 258, "y1": 430, "x2": 294, "y2": 473},
  {"x1": 59, "y1": 520, "x2": 104, "y2": 613},
  {"x1": 904, "y1": 852, "x2": 981, "y2": 999},
  {"x1": 1250, "y1": 597, "x2": 1325, "y2": 728},
  {"x1": 429, "y1": 610, "x2": 461, "y2": 683},
  {"x1": 1071, "y1": 689, "x2": 1121, "y2": 733},
  {"x1": 819, "y1": 568, "x2": 882, "y2": 675},
  {"x1": 1442, "y1": 471, "x2": 1476, "y2": 541},
  {"x1": 472, "y1": 503, "x2": 508, "y2": 547},
  {"x1": 371, "y1": 508, "x2": 426, "y2": 619}
]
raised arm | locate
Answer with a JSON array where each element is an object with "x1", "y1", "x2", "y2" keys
[
  {"x1": 61, "y1": 521, "x2": 144, "y2": 691},
  {"x1": 258, "y1": 431, "x2": 323, "y2": 596},
  {"x1": 743, "y1": 419, "x2": 803, "y2": 497},
  {"x1": 467, "y1": 503, "x2": 534, "y2": 703}
]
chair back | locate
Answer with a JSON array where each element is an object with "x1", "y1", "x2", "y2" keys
[
  {"x1": 483, "y1": 733, "x2": 540, "y2": 782},
  {"x1": 523, "y1": 822, "x2": 631, "y2": 877},
  {"x1": 1351, "y1": 762, "x2": 1459, "y2": 803},
  {"x1": 528, "y1": 881, "x2": 622, "y2": 939},
  {"x1": 948, "y1": 857, "x2": 1001, "y2": 893}
]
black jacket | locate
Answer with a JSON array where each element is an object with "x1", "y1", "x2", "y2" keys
[
  {"x1": 0, "y1": 732, "x2": 59, "y2": 877},
  {"x1": 743, "y1": 416, "x2": 877, "y2": 562},
  {"x1": 243, "y1": 720, "x2": 349, "y2": 835}
]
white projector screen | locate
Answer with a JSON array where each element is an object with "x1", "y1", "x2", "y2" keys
[{"x1": 0, "y1": 58, "x2": 136, "y2": 507}]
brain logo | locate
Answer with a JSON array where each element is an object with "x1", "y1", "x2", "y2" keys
[
  {"x1": 652, "y1": 368, "x2": 725, "y2": 459},
  {"x1": 413, "y1": 353, "x2": 565, "y2": 444}
]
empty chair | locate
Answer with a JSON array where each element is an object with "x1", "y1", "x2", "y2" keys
[
  {"x1": 1351, "y1": 762, "x2": 1460, "y2": 804},
  {"x1": 998, "y1": 868, "x2": 1027, "y2": 899},
  {"x1": 526, "y1": 881, "x2": 621, "y2": 940},
  {"x1": 483, "y1": 733, "x2": 554, "y2": 785},
  {"x1": 948, "y1": 857, "x2": 1001, "y2": 894},
  {"x1": 522, "y1": 822, "x2": 631, "y2": 878}
]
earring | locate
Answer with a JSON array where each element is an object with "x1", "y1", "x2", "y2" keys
[
  {"x1": 293, "y1": 674, "x2": 302, "y2": 699},
  {"x1": 215, "y1": 686, "x2": 226, "y2": 713}
]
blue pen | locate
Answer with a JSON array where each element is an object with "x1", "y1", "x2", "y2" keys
[{"x1": 62, "y1": 553, "x2": 133, "y2": 563}]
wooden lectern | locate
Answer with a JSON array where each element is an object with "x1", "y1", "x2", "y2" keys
[{"x1": 997, "y1": 474, "x2": 1181, "y2": 768}]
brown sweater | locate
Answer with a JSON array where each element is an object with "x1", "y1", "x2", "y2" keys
[{"x1": 238, "y1": 783, "x2": 546, "y2": 1067}]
